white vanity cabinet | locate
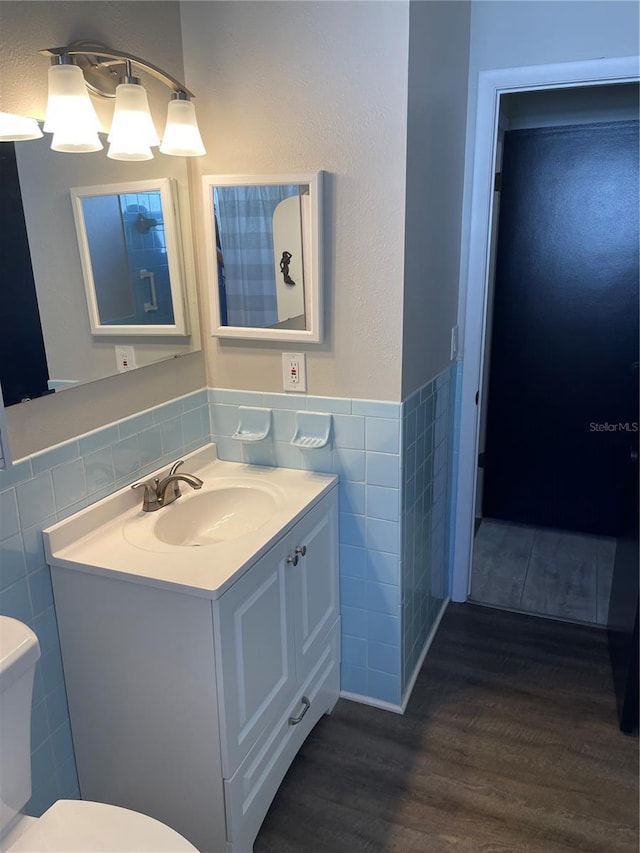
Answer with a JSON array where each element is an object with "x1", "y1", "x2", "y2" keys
[{"x1": 50, "y1": 485, "x2": 339, "y2": 853}]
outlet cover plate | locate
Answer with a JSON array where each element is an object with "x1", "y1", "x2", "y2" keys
[{"x1": 282, "y1": 352, "x2": 306, "y2": 392}]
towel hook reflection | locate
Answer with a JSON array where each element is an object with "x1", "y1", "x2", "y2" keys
[{"x1": 280, "y1": 251, "x2": 295, "y2": 286}]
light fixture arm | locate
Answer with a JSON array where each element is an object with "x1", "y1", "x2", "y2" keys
[{"x1": 40, "y1": 41, "x2": 194, "y2": 99}]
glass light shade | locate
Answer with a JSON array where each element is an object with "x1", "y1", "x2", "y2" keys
[
  {"x1": 43, "y1": 64, "x2": 101, "y2": 135},
  {"x1": 159, "y1": 98, "x2": 206, "y2": 157},
  {"x1": 51, "y1": 130, "x2": 103, "y2": 153},
  {"x1": 107, "y1": 82, "x2": 160, "y2": 156},
  {"x1": 107, "y1": 139, "x2": 153, "y2": 161},
  {"x1": 0, "y1": 112, "x2": 43, "y2": 141}
]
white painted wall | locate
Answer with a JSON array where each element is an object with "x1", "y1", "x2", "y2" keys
[
  {"x1": 0, "y1": 1, "x2": 206, "y2": 458},
  {"x1": 401, "y1": 0, "x2": 470, "y2": 399},
  {"x1": 180, "y1": 0, "x2": 409, "y2": 402},
  {"x1": 457, "y1": 0, "x2": 640, "y2": 343}
]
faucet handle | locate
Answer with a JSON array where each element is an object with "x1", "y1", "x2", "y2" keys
[
  {"x1": 169, "y1": 459, "x2": 184, "y2": 476},
  {"x1": 131, "y1": 478, "x2": 160, "y2": 512}
]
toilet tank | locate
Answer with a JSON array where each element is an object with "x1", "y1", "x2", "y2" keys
[{"x1": 0, "y1": 617, "x2": 41, "y2": 836}]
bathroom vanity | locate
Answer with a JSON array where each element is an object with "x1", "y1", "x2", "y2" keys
[{"x1": 44, "y1": 445, "x2": 339, "y2": 853}]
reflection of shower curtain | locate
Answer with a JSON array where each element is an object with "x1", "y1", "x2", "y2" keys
[{"x1": 215, "y1": 185, "x2": 297, "y2": 327}]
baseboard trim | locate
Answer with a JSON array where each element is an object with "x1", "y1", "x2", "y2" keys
[
  {"x1": 338, "y1": 691, "x2": 403, "y2": 715},
  {"x1": 338, "y1": 598, "x2": 450, "y2": 716},
  {"x1": 400, "y1": 597, "x2": 450, "y2": 712}
]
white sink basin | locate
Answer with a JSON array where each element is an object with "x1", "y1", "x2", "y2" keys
[
  {"x1": 150, "y1": 485, "x2": 279, "y2": 547},
  {"x1": 124, "y1": 477, "x2": 285, "y2": 550}
]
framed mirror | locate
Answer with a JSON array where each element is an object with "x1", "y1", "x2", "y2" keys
[
  {"x1": 202, "y1": 172, "x2": 323, "y2": 343},
  {"x1": 71, "y1": 178, "x2": 188, "y2": 336}
]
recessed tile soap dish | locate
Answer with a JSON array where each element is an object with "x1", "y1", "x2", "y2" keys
[
  {"x1": 232, "y1": 406, "x2": 272, "y2": 442},
  {"x1": 291, "y1": 411, "x2": 332, "y2": 449}
]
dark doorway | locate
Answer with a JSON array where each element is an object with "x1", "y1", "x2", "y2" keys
[
  {"x1": 471, "y1": 85, "x2": 640, "y2": 629},
  {"x1": 482, "y1": 120, "x2": 639, "y2": 537}
]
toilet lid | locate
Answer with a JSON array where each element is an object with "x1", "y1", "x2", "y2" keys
[{"x1": 7, "y1": 800, "x2": 198, "y2": 852}]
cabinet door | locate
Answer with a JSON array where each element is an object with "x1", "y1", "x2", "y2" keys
[
  {"x1": 290, "y1": 490, "x2": 339, "y2": 679},
  {"x1": 223, "y1": 625, "x2": 340, "y2": 852},
  {"x1": 215, "y1": 536, "x2": 297, "y2": 776}
]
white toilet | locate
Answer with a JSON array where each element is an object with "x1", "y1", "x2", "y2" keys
[{"x1": 0, "y1": 616, "x2": 198, "y2": 852}]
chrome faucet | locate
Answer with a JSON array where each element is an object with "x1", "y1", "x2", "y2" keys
[{"x1": 132, "y1": 460, "x2": 204, "y2": 512}]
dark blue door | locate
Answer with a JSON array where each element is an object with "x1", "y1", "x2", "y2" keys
[{"x1": 483, "y1": 121, "x2": 639, "y2": 536}]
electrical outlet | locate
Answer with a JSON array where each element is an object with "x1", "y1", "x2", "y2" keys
[
  {"x1": 115, "y1": 345, "x2": 136, "y2": 373},
  {"x1": 282, "y1": 352, "x2": 306, "y2": 392}
]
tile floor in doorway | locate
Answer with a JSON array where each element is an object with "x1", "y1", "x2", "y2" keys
[{"x1": 469, "y1": 518, "x2": 616, "y2": 626}]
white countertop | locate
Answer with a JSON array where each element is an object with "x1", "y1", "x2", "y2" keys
[{"x1": 44, "y1": 444, "x2": 337, "y2": 600}]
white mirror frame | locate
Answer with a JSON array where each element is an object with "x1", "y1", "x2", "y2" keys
[
  {"x1": 70, "y1": 178, "x2": 189, "y2": 337},
  {"x1": 202, "y1": 172, "x2": 323, "y2": 343}
]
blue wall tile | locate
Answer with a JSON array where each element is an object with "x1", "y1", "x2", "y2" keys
[
  {"x1": 339, "y1": 545, "x2": 367, "y2": 578},
  {"x1": 400, "y1": 363, "x2": 457, "y2": 696},
  {"x1": 339, "y1": 481, "x2": 366, "y2": 515},
  {"x1": 341, "y1": 605, "x2": 368, "y2": 639},
  {"x1": 333, "y1": 448, "x2": 366, "y2": 482},
  {"x1": 160, "y1": 417, "x2": 183, "y2": 457},
  {"x1": 84, "y1": 447, "x2": 115, "y2": 496},
  {"x1": 0, "y1": 577, "x2": 33, "y2": 624},
  {"x1": 367, "y1": 668, "x2": 400, "y2": 705},
  {"x1": 51, "y1": 460, "x2": 87, "y2": 512},
  {"x1": 366, "y1": 485, "x2": 400, "y2": 521},
  {"x1": 16, "y1": 474, "x2": 56, "y2": 529},
  {"x1": 352, "y1": 400, "x2": 401, "y2": 418},
  {"x1": 366, "y1": 518, "x2": 399, "y2": 554},
  {"x1": 368, "y1": 641, "x2": 400, "y2": 676},
  {"x1": 340, "y1": 575, "x2": 366, "y2": 608},
  {"x1": 0, "y1": 534, "x2": 27, "y2": 590},
  {"x1": 367, "y1": 550, "x2": 400, "y2": 586},
  {"x1": 112, "y1": 436, "x2": 141, "y2": 480},
  {"x1": 342, "y1": 635, "x2": 368, "y2": 667},
  {"x1": 339, "y1": 513, "x2": 366, "y2": 549},
  {"x1": 332, "y1": 415, "x2": 365, "y2": 449},
  {"x1": 306, "y1": 396, "x2": 352, "y2": 414},
  {"x1": 0, "y1": 459, "x2": 33, "y2": 491},
  {"x1": 32, "y1": 442, "x2": 79, "y2": 476},
  {"x1": 366, "y1": 418, "x2": 400, "y2": 454},
  {"x1": 367, "y1": 611, "x2": 400, "y2": 647},
  {"x1": 0, "y1": 489, "x2": 20, "y2": 540},
  {"x1": 79, "y1": 425, "x2": 120, "y2": 456},
  {"x1": 366, "y1": 452, "x2": 400, "y2": 488},
  {"x1": 118, "y1": 411, "x2": 153, "y2": 439},
  {"x1": 31, "y1": 700, "x2": 50, "y2": 752},
  {"x1": 152, "y1": 399, "x2": 184, "y2": 425},
  {"x1": 341, "y1": 662, "x2": 367, "y2": 695}
]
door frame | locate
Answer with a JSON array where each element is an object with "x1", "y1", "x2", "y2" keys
[{"x1": 451, "y1": 56, "x2": 640, "y2": 602}]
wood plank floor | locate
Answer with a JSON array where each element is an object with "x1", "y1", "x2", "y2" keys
[{"x1": 255, "y1": 603, "x2": 638, "y2": 853}]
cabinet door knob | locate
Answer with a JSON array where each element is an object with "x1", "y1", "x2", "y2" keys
[
  {"x1": 288, "y1": 695, "x2": 311, "y2": 726},
  {"x1": 295, "y1": 545, "x2": 307, "y2": 557},
  {"x1": 286, "y1": 554, "x2": 299, "y2": 566}
]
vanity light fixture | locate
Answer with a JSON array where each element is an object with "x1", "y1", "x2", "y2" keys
[
  {"x1": 0, "y1": 111, "x2": 43, "y2": 142},
  {"x1": 36, "y1": 41, "x2": 205, "y2": 160}
]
